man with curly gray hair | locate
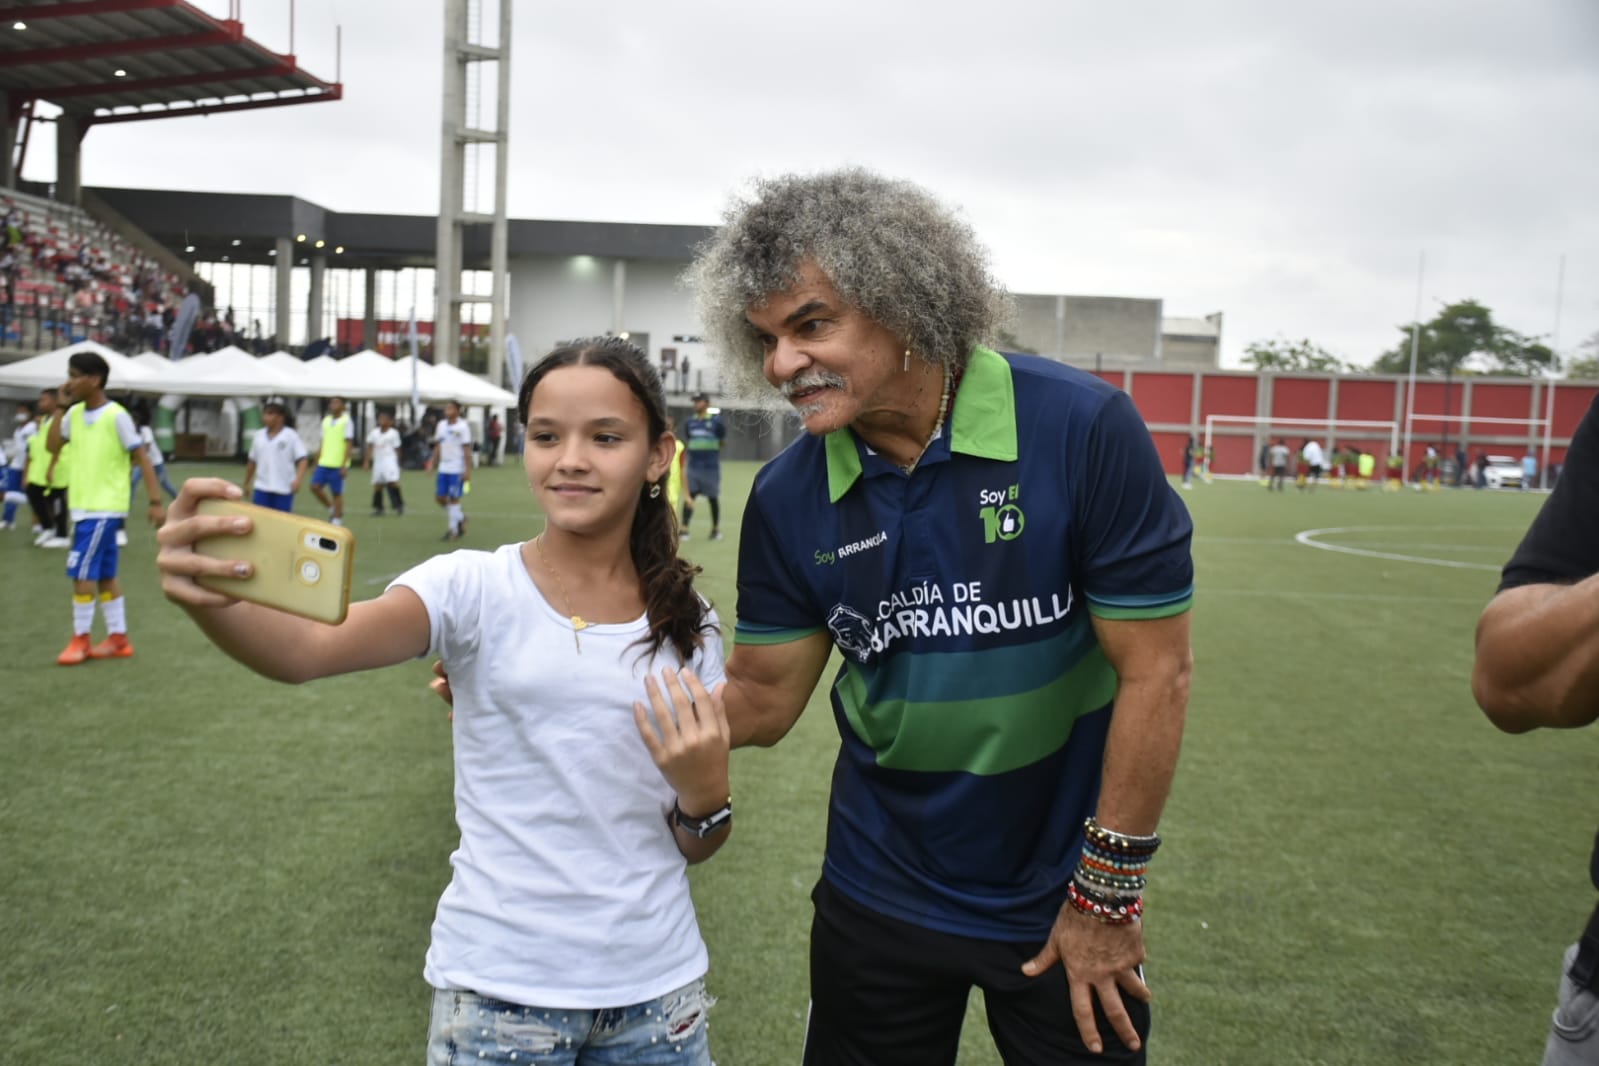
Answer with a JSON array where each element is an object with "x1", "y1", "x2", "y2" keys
[{"x1": 704, "y1": 168, "x2": 1195, "y2": 1065}]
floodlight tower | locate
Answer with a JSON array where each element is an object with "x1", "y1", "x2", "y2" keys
[{"x1": 436, "y1": 0, "x2": 511, "y2": 382}]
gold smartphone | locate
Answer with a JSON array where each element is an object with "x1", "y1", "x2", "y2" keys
[{"x1": 193, "y1": 499, "x2": 356, "y2": 624}]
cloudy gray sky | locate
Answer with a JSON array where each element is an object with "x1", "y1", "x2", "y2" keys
[{"x1": 37, "y1": 0, "x2": 1599, "y2": 367}]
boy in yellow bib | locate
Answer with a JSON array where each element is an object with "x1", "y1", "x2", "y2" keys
[
  {"x1": 310, "y1": 395, "x2": 355, "y2": 526},
  {"x1": 47, "y1": 351, "x2": 167, "y2": 665}
]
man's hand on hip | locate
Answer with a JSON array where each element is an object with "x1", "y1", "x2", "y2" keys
[{"x1": 1021, "y1": 903, "x2": 1150, "y2": 1055}]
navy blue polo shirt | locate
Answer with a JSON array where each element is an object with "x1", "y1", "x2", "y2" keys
[
  {"x1": 682, "y1": 412, "x2": 726, "y2": 469},
  {"x1": 735, "y1": 348, "x2": 1193, "y2": 940}
]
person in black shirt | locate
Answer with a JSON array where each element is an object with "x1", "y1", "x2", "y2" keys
[{"x1": 1474, "y1": 394, "x2": 1599, "y2": 1064}]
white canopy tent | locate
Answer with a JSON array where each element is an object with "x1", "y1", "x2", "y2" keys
[
  {"x1": 394, "y1": 357, "x2": 518, "y2": 408},
  {"x1": 2, "y1": 343, "x2": 517, "y2": 419},
  {"x1": 307, "y1": 349, "x2": 420, "y2": 401},
  {"x1": 258, "y1": 351, "x2": 308, "y2": 381},
  {"x1": 129, "y1": 351, "x2": 173, "y2": 376},
  {"x1": 149, "y1": 345, "x2": 300, "y2": 398},
  {"x1": 0, "y1": 340, "x2": 167, "y2": 393}
]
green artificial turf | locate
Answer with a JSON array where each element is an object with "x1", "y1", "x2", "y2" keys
[{"x1": 1, "y1": 463, "x2": 1592, "y2": 1064}]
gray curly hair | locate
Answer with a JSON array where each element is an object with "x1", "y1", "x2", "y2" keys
[{"x1": 687, "y1": 168, "x2": 1008, "y2": 397}]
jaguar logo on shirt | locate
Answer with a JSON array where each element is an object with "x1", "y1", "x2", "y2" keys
[{"x1": 826, "y1": 604, "x2": 875, "y2": 664}]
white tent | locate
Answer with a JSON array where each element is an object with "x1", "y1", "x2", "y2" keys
[
  {"x1": 427, "y1": 361, "x2": 518, "y2": 408},
  {"x1": 0, "y1": 340, "x2": 166, "y2": 393},
  {"x1": 129, "y1": 351, "x2": 172, "y2": 376},
  {"x1": 258, "y1": 351, "x2": 307, "y2": 381},
  {"x1": 307, "y1": 349, "x2": 419, "y2": 400},
  {"x1": 393, "y1": 357, "x2": 518, "y2": 408},
  {"x1": 151, "y1": 345, "x2": 298, "y2": 398}
]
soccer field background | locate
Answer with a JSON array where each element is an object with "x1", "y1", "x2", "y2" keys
[{"x1": 2, "y1": 461, "x2": 1592, "y2": 1065}]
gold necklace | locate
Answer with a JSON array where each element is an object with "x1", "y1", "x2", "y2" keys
[
  {"x1": 533, "y1": 534, "x2": 587, "y2": 653},
  {"x1": 901, "y1": 368, "x2": 954, "y2": 474}
]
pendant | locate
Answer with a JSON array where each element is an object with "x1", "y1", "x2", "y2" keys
[{"x1": 571, "y1": 615, "x2": 587, "y2": 654}]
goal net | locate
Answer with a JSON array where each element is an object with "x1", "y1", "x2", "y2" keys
[
  {"x1": 1407, "y1": 412, "x2": 1554, "y2": 487},
  {"x1": 1201, "y1": 415, "x2": 1399, "y2": 478}
]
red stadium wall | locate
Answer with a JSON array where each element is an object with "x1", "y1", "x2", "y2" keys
[
  {"x1": 1129, "y1": 373, "x2": 1193, "y2": 425},
  {"x1": 1099, "y1": 368, "x2": 1594, "y2": 477},
  {"x1": 1270, "y1": 378, "x2": 1330, "y2": 421},
  {"x1": 1469, "y1": 383, "x2": 1533, "y2": 421},
  {"x1": 1197, "y1": 374, "x2": 1256, "y2": 421},
  {"x1": 1335, "y1": 379, "x2": 1398, "y2": 424},
  {"x1": 1554, "y1": 386, "x2": 1599, "y2": 434},
  {"x1": 1149, "y1": 431, "x2": 1191, "y2": 473}
]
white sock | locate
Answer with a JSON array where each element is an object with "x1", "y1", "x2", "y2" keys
[
  {"x1": 102, "y1": 595, "x2": 127, "y2": 635},
  {"x1": 72, "y1": 595, "x2": 95, "y2": 636},
  {"x1": 448, "y1": 503, "x2": 463, "y2": 531}
]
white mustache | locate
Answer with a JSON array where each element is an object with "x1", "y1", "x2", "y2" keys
[{"x1": 781, "y1": 371, "x2": 846, "y2": 399}]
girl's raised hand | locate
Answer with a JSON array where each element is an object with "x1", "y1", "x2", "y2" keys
[
  {"x1": 634, "y1": 667, "x2": 730, "y2": 816},
  {"x1": 156, "y1": 477, "x2": 252, "y2": 609}
]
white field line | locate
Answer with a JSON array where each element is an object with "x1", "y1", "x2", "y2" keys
[
  {"x1": 1203, "y1": 587, "x2": 1487, "y2": 604},
  {"x1": 1294, "y1": 525, "x2": 1506, "y2": 572}
]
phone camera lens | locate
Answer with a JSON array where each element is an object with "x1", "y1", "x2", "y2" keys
[{"x1": 318, "y1": 536, "x2": 337, "y2": 552}]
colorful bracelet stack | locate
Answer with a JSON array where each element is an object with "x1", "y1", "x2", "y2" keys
[{"x1": 1069, "y1": 817, "x2": 1161, "y2": 925}]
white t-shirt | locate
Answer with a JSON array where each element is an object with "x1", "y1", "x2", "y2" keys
[
  {"x1": 367, "y1": 427, "x2": 402, "y2": 483},
  {"x1": 8, "y1": 421, "x2": 35, "y2": 471},
  {"x1": 1301, "y1": 440, "x2": 1326, "y2": 467},
  {"x1": 59, "y1": 402, "x2": 144, "y2": 519},
  {"x1": 433, "y1": 419, "x2": 473, "y2": 474},
  {"x1": 138, "y1": 425, "x2": 164, "y2": 466},
  {"x1": 367, "y1": 427, "x2": 401, "y2": 464},
  {"x1": 390, "y1": 543, "x2": 726, "y2": 1008},
  {"x1": 247, "y1": 426, "x2": 308, "y2": 494}
]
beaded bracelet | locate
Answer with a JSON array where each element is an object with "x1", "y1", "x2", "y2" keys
[
  {"x1": 1079, "y1": 848, "x2": 1149, "y2": 882},
  {"x1": 1071, "y1": 874, "x2": 1136, "y2": 905},
  {"x1": 1074, "y1": 867, "x2": 1147, "y2": 897},
  {"x1": 1067, "y1": 882, "x2": 1143, "y2": 925},
  {"x1": 1069, "y1": 817, "x2": 1161, "y2": 924},
  {"x1": 1082, "y1": 817, "x2": 1161, "y2": 855}
]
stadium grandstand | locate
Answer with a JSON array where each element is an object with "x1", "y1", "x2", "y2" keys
[{"x1": 1, "y1": 0, "x2": 341, "y2": 357}]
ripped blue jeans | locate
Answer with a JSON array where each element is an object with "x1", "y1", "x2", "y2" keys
[{"x1": 426, "y1": 979, "x2": 714, "y2": 1065}]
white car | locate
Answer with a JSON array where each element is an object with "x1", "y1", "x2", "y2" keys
[{"x1": 1482, "y1": 455, "x2": 1523, "y2": 489}]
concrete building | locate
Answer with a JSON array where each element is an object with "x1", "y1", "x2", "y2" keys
[{"x1": 1008, "y1": 294, "x2": 1222, "y2": 370}]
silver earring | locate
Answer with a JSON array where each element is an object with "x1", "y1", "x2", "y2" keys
[
  {"x1": 649, "y1": 483, "x2": 661, "y2": 499},
  {"x1": 904, "y1": 349, "x2": 911, "y2": 372}
]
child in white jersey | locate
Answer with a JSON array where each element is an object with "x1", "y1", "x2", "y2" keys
[
  {"x1": 156, "y1": 337, "x2": 731, "y2": 1065},
  {"x1": 364, "y1": 408, "x2": 405, "y2": 516}
]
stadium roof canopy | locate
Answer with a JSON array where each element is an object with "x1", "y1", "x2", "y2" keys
[
  {"x1": 88, "y1": 185, "x2": 716, "y2": 270},
  {"x1": 0, "y1": 0, "x2": 340, "y2": 126}
]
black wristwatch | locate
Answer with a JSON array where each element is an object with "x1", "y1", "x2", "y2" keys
[{"x1": 673, "y1": 798, "x2": 732, "y2": 839}]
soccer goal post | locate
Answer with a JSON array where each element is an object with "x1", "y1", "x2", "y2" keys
[
  {"x1": 1202, "y1": 415, "x2": 1400, "y2": 476},
  {"x1": 1408, "y1": 412, "x2": 1554, "y2": 488}
]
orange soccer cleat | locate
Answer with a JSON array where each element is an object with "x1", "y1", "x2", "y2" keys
[
  {"x1": 88, "y1": 634, "x2": 135, "y2": 660},
  {"x1": 56, "y1": 634, "x2": 93, "y2": 666}
]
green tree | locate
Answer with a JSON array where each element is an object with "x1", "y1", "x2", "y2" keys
[
  {"x1": 1369, "y1": 299, "x2": 1556, "y2": 377},
  {"x1": 1243, "y1": 337, "x2": 1351, "y2": 373},
  {"x1": 1567, "y1": 331, "x2": 1599, "y2": 380}
]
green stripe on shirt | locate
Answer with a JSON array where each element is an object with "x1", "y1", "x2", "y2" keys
[{"x1": 834, "y1": 644, "x2": 1119, "y2": 776}]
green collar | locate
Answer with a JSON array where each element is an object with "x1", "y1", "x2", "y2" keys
[{"x1": 824, "y1": 346, "x2": 1017, "y2": 503}]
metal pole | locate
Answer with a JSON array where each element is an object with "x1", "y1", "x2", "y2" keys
[
  {"x1": 435, "y1": 0, "x2": 466, "y2": 367},
  {"x1": 1442, "y1": 364, "x2": 1451, "y2": 453},
  {"x1": 488, "y1": 0, "x2": 511, "y2": 390},
  {"x1": 1402, "y1": 251, "x2": 1424, "y2": 484},
  {"x1": 1541, "y1": 252, "x2": 1565, "y2": 488}
]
